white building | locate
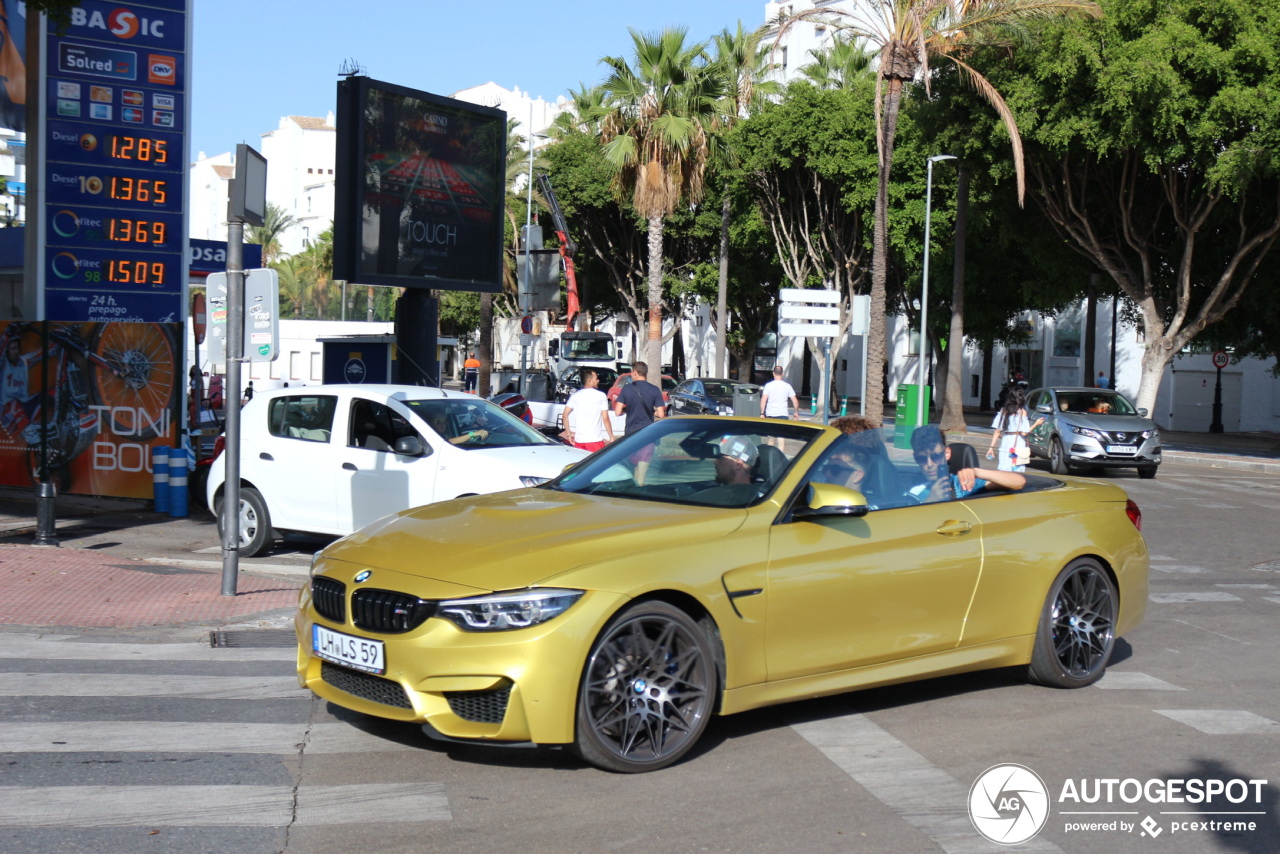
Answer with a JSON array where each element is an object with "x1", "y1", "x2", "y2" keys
[{"x1": 762, "y1": 0, "x2": 861, "y2": 85}]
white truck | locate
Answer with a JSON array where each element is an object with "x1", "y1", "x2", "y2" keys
[{"x1": 490, "y1": 321, "x2": 624, "y2": 432}]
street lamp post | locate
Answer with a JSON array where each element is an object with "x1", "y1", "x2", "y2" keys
[{"x1": 917, "y1": 154, "x2": 956, "y2": 429}]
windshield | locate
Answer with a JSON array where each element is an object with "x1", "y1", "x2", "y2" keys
[
  {"x1": 403, "y1": 397, "x2": 554, "y2": 449},
  {"x1": 549, "y1": 418, "x2": 820, "y2": 508},
  {"x1": 563, "y1": 337, "x2": 613, "y2": 360},
  {"x1": 1055, "y1": 391, "x2": 1138, "y2": 416}
]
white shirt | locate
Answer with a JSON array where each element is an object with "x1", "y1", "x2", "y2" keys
[
  {"x1": 761, "y1": 379, "x2": 796, "y2": 417},
  {"x1": 564, "y1": 387, "x2": 610, "y2": 442}
]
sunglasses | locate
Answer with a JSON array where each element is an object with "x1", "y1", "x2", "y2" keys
[{"x1": 914, "y1": 450, "x2": 947, "y2": 465}]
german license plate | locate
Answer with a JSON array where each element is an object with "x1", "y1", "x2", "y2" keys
[
  {"x1": 1107, "y1": 445, "x2": 1137, "y2": 454},
  {"x1": 312, "y1": 625, "x2": 385, "y2": 674}
]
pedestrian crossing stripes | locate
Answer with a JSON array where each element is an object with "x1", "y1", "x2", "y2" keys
[
  {"x1": 0, "y1": 783, "x2": 449, "y2": 827},
  {"x1": 0, "y1": 631, "x2": 453, "y2": 845}
]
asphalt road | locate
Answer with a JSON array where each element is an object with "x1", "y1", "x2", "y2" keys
[{"x1": 1, "y1": 459, "x2": 1277, "y2": 853}]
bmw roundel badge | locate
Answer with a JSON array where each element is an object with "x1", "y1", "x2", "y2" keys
[{"x1": 353, "y1": 570, "x2": 372, "y2": 583}]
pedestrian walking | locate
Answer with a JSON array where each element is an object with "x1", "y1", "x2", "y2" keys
[
  {"x1": 562, "y1": 368, "x2": 614, "y2": 452},
  {"x1": 760, "y1": 366, "x2": 799, "y2": 420},
  {"x1": 463, "y1": 352, "x2": 481, "y2": 393},
  {"x1": 987, "y1": 386, "x2": 1044, "y2": 472},
  {"x1": 1096, "y1": 370, "x2": 1110, "y2": 389},
  {"x1": 613, "y1": 361, "x2": 666, "y2": 485}
]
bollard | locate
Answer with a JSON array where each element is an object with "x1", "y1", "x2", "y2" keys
[
  {"x1": 841, "y1": 397, "x2": 848, "y2": 416},
  {"x1": 152, "y1": 445, "x2": 170, "y2": 513},
  {"x1": 810, "y1": 398, "x2": 817, "y2": 416},
  {"x1": 168, "y1": 446, "x2": 189, "y2": 518}
]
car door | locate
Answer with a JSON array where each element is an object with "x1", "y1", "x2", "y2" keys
[
  {"x1": 1027, "y1": 389, "x2": 1053, "y2": 456},
  {"x1": 242, "y1": 393, "x2": 340, "y2": 534},
  {"x1": 764, "y1": 471, "x2": 983, "y2": 681},
  {"x1": 670, "y1": 380, "x2": 699, "y2": 414},
  {"x1": 335, "y1": 396, "x2": 439, "y2": 532}
]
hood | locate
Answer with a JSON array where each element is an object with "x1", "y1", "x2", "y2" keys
[
  {"x1": 320, "y1": 489, "x2": 748, "y2": 593},
  {"x1": 466, "y1": 443, "x2": 589, "y2": 476}
]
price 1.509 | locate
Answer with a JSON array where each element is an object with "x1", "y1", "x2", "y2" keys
[{"x1": 107, "y1": 259, "x2": 166, "y2": 285}]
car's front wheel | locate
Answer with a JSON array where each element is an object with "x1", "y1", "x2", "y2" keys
[
  {"x1": 1027, "y1": 558, "x2": 1117, "y2": 688},
  {"x1": 1049, "y1": 437, "x2": 1072, "y2": 475},
  {"x1": 573, "y1": 601, "x2": 715, "y2": 773},
  {"x1": 214, "y1": 486, "x2": 274, "y2": 557},
  {"x1": 1137, "y1": 465, "x2": 1158, "y2": 479}
]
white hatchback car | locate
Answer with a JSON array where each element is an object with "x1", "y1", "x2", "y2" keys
[{"x1": 207, "y1": 385, "x2": 590, "y2": 556}]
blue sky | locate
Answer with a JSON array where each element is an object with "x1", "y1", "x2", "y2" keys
[{"x1": 190, "y1": 0, "x2": 767, "y2": 159}]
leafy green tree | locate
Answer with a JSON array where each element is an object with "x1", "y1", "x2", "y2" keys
[
  {"x1": 775, "y1": 0, "x2": 1101, "y2": 425},
  {"x1": 246, "y1": 202, "x2": 298, "y2": 264},
  {"x1": 597, "y1": 27, "x2": 723, "y2": 372},
  {"x1": 998, "y1": 0, "x2": 1280, "y2": 411},
  {"x1": 798, "y1": 35, "x2": 873, "y2": 90}
]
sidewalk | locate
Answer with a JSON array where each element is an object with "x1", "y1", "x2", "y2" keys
[{"x1": 0, "y1": 407, "x2": 1275, "y2": 632}]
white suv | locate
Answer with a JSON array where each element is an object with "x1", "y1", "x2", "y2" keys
[{"x1": 207, "y1": 385, "x2": 589, "y2": 556}]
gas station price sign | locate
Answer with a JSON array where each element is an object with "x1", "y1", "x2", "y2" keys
[{"x1": 42, "y1": 1, "x2": 190, "y2": 323}]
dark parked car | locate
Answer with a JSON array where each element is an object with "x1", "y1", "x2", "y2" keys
[
  {"x1": 1026, "y1": 387, "x2": 1162, "y2": 478},
  {"x1": 668, "y1": 377, "x2": 762, "y2": 416}
]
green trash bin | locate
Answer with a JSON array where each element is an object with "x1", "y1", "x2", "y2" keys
[{"x1": 892, "y1": 384, "x2": 931, "y2": 449}]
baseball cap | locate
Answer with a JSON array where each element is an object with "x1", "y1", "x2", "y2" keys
[{"x1": 719, "y1": 435, "x2": 759, "y2": 466}]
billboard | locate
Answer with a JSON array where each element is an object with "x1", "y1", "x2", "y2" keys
[
  {"x1": 333, "y1": 76, "x2": 504, "y2": 293},
  {"x1": 0, "y1": 320, "x2": 181, "y2": 498}
]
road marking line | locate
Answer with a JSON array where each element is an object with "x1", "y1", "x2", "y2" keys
[
  {"x1": 0, "y1": 634, "x2": 295, "y2": 662},
  {"x1": 0, "y1": 722, "x2": 422, "y2": 754},
  {"x1": 1149, "y1": 592, "x2": 1242, "y2": 603},
  {"x1": 791, "y1": 715, "x2": 1062, "y2": 853},
  {"x1": 1151, "y1": 565, "x2": 1212, "y2": 574},
  {"x1": 1154, "y1": 710, "x2": 1280, "y2": 735},
  {"x1": 0, "y1": 673, "x2": 304, "y2": 700},
  {"x1": 1093, "y1": 672, "x2": 1183, "y2": 690},
  {"x1": 0, "y1": 783, "x2": 449, "y2": 827}
]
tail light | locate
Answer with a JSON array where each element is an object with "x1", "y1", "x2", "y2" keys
[
  {"x1": 211, "y1": 435, "x2": 225, "y2": 462},
  {"x1": 1125, "y1": 499, "x2": 1142, "y2": 530}
]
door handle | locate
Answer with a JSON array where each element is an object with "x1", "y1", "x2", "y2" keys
[
  {"x1": 342, "y1": 462, "x2": 357, "y2": 471},
  {"x1": 259, "y1": 452, "x2": 273, "y2": 461},
  {"x1": 936, "y1": 520, "x2": 973, "y2": 536}
]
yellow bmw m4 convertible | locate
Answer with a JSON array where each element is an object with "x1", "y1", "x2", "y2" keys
[{"x1": 296, "y1": 417, "x2": 1148, "y2": 772}]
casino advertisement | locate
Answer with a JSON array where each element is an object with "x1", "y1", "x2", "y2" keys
[
  {"x1": 0, "y1": 320, "x2": 181, "y2": 499},
  {"x1": 334, "y1": 77, "x2": 505, "y2": 293}
]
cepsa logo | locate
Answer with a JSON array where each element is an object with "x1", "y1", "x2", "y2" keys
[{"x1": 70, "y1": 7, "x2": 166, "y2": 40}]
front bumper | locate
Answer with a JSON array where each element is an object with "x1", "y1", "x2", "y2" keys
[
  {"x1": 1065, "y1": 433, "x2": 1161, "y2": 468},
  {"x1": 295, "y1": 570, "x2": 626, "y2": 746}
]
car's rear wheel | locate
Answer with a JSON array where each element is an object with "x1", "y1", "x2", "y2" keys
[
  {"x1": 1049, "y1": 437, "x2": 1072, "y2": 475},
  {"x1": 1137, "y1": 465, "x2": 1158, "y2": 479},
  {"x1": 1027, "y1": 558, "x2": 1117, "y2": 688},
  {"x1": 573, "y1": 601, "x2": 715, "y2": 773},
  {"x1": 214, "y1": 486, "x2": 274, "y2": 557}
]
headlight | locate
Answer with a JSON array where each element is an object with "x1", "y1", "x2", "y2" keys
[
  {"x1": 520, "y1": 475, "x2": 551, "y2": 487},
  {"x1": 437, "y1": 588, "x2": 584, "y2": 632},
  {"x1": 1142, "y1": 429, "x2": 1157, "y2": 439},
  {"x1": 1072, "y1": 425, "x2": 1105, "y2": 441}
]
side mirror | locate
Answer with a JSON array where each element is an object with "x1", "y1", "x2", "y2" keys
[
  {"x1": 1036, "y1": 404, "x2": 1052, "y2": 414},
  {"x1": 393, "y1": 436, "x2": 428, "y2": 458},
  {"x1": 548, "y1": 341, "x2": 559, "y2": 358},
  {"x1": 792, "y1": 482, "x2": 869, "y2": 520},
  {"x1": 1138, "y1": 407, "x2": 1149, "y2": 417}
]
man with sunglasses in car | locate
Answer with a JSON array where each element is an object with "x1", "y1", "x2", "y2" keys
[{"x1": 907, "y1": 425, "x2": 1026, "y2": 504}]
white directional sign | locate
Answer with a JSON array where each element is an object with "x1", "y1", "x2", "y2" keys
[{"x1": 779, "y1": 288, "x2": 840, "y2": 338}]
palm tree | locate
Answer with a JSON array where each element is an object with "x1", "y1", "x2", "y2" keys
[
  {"x1": 245, "y1": 202, "x2": 297, "y2": 264},
  {"x1": 709, "y1": 23, "x2": 779, "y2": 377},
  {"x1": 598, "y1": 27, "x2": 722, "y2": 373},
  {"x1": 798, "y1": 36, "x2": 874, "y2": 90},
  {"x1": 774, "y1": 0, "x2": 1100, "y2": 426}
]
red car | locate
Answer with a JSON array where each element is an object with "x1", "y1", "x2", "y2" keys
[{"x1": 607, "y1": 373, "x2": 677, "y2": 406}]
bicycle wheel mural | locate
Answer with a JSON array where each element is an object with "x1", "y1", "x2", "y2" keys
[{"x1": 0, "y1": 321, "x2": 182, "y2": 498}]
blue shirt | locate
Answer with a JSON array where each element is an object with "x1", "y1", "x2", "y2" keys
[
  {"x1": 908, "y1": 473, "x2": 988, "y2": 503},
  {"x1": 616, "y1": 380, "x2": 665, "y2": 435}
]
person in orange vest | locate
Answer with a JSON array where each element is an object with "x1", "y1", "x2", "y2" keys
[{"x1": 463, "y1": 352, "x2": 481, "y2": 393}]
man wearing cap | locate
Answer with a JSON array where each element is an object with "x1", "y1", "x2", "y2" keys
[{"x1": 693, "y1": 434, "x2": 761, "y2": 506}]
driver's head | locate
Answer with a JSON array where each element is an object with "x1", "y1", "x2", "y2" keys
[
  {"x1": 910, "y1": 425, "x2": 949, "y2": 482},
  {"x1": 716, "y1": 435, "x2": 758, "y2": 484},
  {"x1": 5, "y1": 338, "x2": 19, "y2": 364}
]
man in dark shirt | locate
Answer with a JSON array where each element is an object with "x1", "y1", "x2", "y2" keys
[{"x1": 613, "y1": 361, "x2": 667, "y2": 485}]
